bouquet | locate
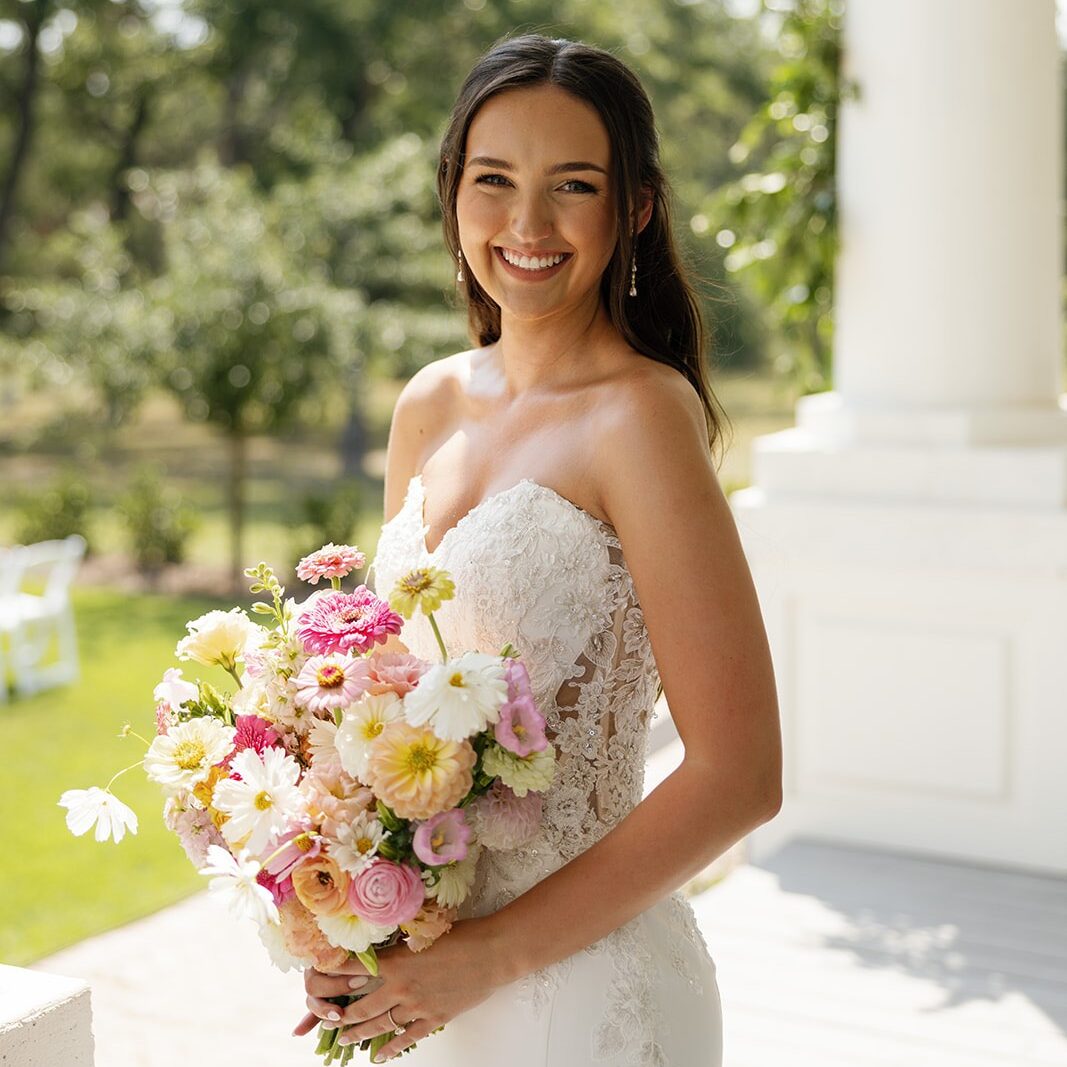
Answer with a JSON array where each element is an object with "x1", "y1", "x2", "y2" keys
[{"x1": 59, "y1": 543, "x2": 556, "y2": 1064}]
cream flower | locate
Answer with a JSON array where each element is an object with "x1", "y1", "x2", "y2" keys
[
  {"x1": 257, "y1": 916, "x2": 311, "y2": 972},
  {"x1": 58, "y1": 787, "x2": 138, "y2": 844},
  {"x1": 175, "y1": 608, "x2": 264, "y2": 670},
  {"x1": 144, "y1": 718, "x2": 236, "y2": 795},
  {"x1": 402, "y1": 652, "x2": 508, "y2": 741},
  {"x1": 315, "y1": 910, "x2": 395, "y2": 954},
  {"x1": 335, "y1": 691, "x2": 404, "y2": 781},
  {"x1": 213, "y1": 746, "x2": 305, "y2": 855},
  {"x1": 199, "y1": 844, "x2": 279, "y2": 926},
  {"x1": 306, "y1": 715, "x2": 344, "y2": 777},
  {"x1": 424, "y1": 841, "x2": 482, "y2": 908},
  {"x1": 480, "y1": 742, "x2": 557, "y2": 797}
]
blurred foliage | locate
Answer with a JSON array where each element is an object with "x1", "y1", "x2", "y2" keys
[
  {"x1": 293, "y1": 477, "x2": 365, "y2": 573},
  {"x1": 118, "y1": 463, "x2": 199, "y2": 573},
  {"x1": 708, "y1": 0, "x2": 847, "y2": 396},
  {"x1": 15, "y1": 467, "x2": 93, "y2": 548}
]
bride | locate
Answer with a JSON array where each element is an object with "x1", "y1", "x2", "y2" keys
[{"x1": 293, "y1": 32, "x2": 782, "y2": 1066}]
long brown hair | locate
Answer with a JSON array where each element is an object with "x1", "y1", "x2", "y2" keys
[{"x1": 436, "y1": 33, "x2": 731, "y2": 465}]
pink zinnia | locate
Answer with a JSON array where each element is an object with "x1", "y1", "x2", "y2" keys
[
  {"x1": 412, "y1": 808, "x2": 472, "y2": 866},
  {"x1": 348, "y1": 859, "x2": 425, "y2": 927},
  {"x1": 294, "y1": 654, "x2": 372, "y2": 712},
  {"x1": 494, "y1": 659, "x2": 547, "y2": 756},
  {"x1": 365, "y1": 652, "x2": 431, "y2": 697},
  {"x1": 297, "y1": 543, "x2": 367, "y2": 585},
  {"x1": 296, "y1": 589, "x2": 404, "y2": 657}
]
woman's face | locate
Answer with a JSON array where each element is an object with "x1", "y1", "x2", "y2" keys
[{"x1": 455, "y1": 83, "x2": 617, "y2": 325}]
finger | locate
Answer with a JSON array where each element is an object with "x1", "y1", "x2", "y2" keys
[
  {"x1": 292, "y1": 1011, "x2": 319, "y2": 1038},
  {"x1": 336, "y1": 986, "x2": 402, "y2": 1027},
  {"x1": 337, "y1": 1003, "x2": 412, "y2": 1046},
  {"x1": 305, "y1": 969, "x2": 379, "y2": 999},
  {"x1": 364, "y1": 1016, "x2": 439, "y2": 1062}
]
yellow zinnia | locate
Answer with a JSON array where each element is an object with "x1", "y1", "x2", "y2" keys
[
  {"x1": 364, "y1": 721, "x2": 475, "y2": 820},
  {"x1": 388, "y1": 567, "x2": 456, "y2": 620}
]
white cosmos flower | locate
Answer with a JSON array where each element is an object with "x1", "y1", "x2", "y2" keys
[
  {"x1": 199, "y1": 844, "x2": 279, "y2": 926},
  {"x1": 424, "y1": 841, "x2": 482, "y2": 908},
  {"x1": 330, "y1": 810, "x2": 385, "y2": 876},
  {"x1": 58, "y1": 787, "x2": 138, "y2": 843},
  {"x1": 403, "y1": 652, "x2": 508, "y2": 741},
  {"x1": 306, "y1": 715, "x2": 343, "y2": 777},
  {"x1": 213, "y1": 746, "x2": 305, "y2": 855},
  {"x1": 315, "y1": 910, "x2": 394, "y2": 954},
  {"x1": 144, "y1": 718, "x2": 236, "y2": 795},
  {"x1": 335, "y1": 692, "x2": 403, "y2": 780}
]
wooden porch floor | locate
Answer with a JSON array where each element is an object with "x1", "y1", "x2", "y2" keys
[{"x1": 689, "y1": 836, "x2": 1067, "y2": 1067}]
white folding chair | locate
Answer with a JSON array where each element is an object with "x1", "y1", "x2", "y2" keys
[
  {"x1": 0, "y1": 546, "x2": 23, "y2": 703},
  {"x1": 0, "y1": 534, "x2": 87, "y2": 698}
]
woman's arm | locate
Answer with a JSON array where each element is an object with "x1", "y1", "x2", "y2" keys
[{"x1": 481, "y1": 367, "x2": 783, "y2": 981}]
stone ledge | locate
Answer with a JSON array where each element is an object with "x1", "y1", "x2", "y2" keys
[{"x1": 0, "y1": 964, "x2": 93, "y2": 1067}]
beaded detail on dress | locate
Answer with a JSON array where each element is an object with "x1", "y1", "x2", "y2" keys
[{"x1": 367, "y1": 473, "x2": 714, "y2": 1065}]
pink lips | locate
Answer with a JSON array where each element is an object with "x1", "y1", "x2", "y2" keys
[{"x1": 493, "y1": 246, "x2": 572, "y2": 281}]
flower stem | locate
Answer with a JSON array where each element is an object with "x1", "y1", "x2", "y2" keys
[
  {"x1": 105, "y1": 760, "x2": 145, "y2": 792},
  {"x1": 331, "y1": 576, "x2": 342, "y2": 591},
  {"x1": 426, "y1": 611, "x2": 449, "y2": 662}
]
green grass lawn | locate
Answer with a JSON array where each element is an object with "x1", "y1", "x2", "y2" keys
[{"x1": 0, "y1": 586, "x2": 231, "y2": 965}]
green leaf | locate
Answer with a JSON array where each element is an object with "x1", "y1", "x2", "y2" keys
[{"x1": 356, "y1": 947, "x2": 379, "y2": 977}]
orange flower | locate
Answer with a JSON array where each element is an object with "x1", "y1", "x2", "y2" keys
[
  {"x1": 364, "y1": 721, "x2": 476, "y2": 820},
  {"x1": 291, "y1": 854, "x2": 351, "y2": 916}
]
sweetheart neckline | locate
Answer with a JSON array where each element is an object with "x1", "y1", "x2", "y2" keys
[{"x1": 408, "y1": 472, "x2": 616, "y2": 557}]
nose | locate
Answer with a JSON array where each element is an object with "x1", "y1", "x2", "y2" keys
[{"x1": 509, "y1": 189, "x2": 553, "y2": 243}]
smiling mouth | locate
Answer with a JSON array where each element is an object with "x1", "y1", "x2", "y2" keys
[{"x1": 495, "y1": 247, "x2": 572, "y2": 272}]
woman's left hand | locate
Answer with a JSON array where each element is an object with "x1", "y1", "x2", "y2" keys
[{"x1": 292, "y1": 915, "x2": 510, "y2": 1062}]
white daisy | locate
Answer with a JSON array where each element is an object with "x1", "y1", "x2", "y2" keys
[
  {"x1": 199, "y1": 844, "x2": 279, "y2": 926},
  {"x1": 335, "y1": 692, "x2": 404, "y2": 780},
  {"x1": 58, "y1": 787, "x2": 138, "y2": 844},
  {"x1": 330, "y1": 810, "x2": 386, "y2": 876},
  {"x1": 402, "y1": 652, "x2": 508, "y2": 741},
  {"x1": 213, "y1": 746, "x2": 305, "y2": 855},
  {"x1": 315, "y1": 910, "x2": 394, "y2": 954},
  {"x1": 144, "y1": 718, "x2": 236, "y2": 795}
]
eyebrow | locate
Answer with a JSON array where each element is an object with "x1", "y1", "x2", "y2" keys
[{"x1": 466, "y1": 155, "x2": 608, "y2": 176}]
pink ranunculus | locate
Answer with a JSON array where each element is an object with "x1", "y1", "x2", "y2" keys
[
  {"x1": 348, "y1": 859, "x2": 425, "y2": 927},
  {"x1": 365, "y1": 652, "x2": 432, "y2": 697},
  {"x1": 412, "y1": 807, "x2": 472, "y2": 866},
  {"x1": 467, "y1": 780, "x2": 542, "y2": 850},
  {"x1": 232, "y1": 714, "x2": 282, "y2": 756},
  {"x1": 297, "y1": 544, "x2": 367, "y2": 585},
  {"x1": 294, "y1": 654, "x2": 373, "y2": 712},
  {"x1": 296, "y1": 589, "x2": 404, "y2": 657}
]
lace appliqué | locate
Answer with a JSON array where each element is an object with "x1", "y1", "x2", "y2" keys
[{"x1": 369, "y1": 474, "x2": 715, "y2": 1066}]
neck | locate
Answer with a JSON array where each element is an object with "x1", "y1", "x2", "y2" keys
[{"x1": 494, "y1": 294, "x2": 618, "y2": 395}]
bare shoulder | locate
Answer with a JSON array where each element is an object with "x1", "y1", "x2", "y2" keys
[
  {"x1": 382, "y1": 349, "x2": 475, "y2": 521},
  {"x1": 592, "y1": 356, "x2": 714, "y2": 515}
]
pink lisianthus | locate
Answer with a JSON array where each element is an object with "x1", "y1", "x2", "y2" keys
[
  {"x1": 348, "y1": 859, "x2": 425, "y2": 927},
  {"x1": 296, "y1": 589, "x2": 404, "y2": 657},
  {"x1": 297, "y1": 544, "x2": 367, "y2": 585},
  {"x1": 412, "y1": 808, "x2": 472, "y2": 866},
  {"x1": 294, "y1": 654, "x2": 372, "y2": 713},
  {"x1": 466, "y1": 780, "x2": 542, "y2": 850},
  {"x1": 493, "y1": 660, "x2": 547, "y2": 756},
  {"x1": 365, "y1": 652, "x2": 431, "y2": 697}
]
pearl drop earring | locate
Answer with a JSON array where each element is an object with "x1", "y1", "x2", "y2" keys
[
  {"x1": 456, "y1": 249, "x2": 464, "y2": 283},
  {"x1": 629, "y1": 250, "x2": 637, "y2": 297}
]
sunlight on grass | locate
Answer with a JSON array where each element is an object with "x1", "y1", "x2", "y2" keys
[{"x1": 0, "y1": 587, "x2": 230, "y2": 965}]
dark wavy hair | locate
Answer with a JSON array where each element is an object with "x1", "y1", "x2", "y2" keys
[{"x1": 436, "y1": 32, "x2": 731, "y2": 464}]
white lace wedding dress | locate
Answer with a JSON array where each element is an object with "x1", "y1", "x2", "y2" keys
[{"x1": 366, "y1": 472, "x2": 723, "y2": 1066}]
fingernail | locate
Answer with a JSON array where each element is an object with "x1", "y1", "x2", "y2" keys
[
  {"x1": 349, "y1": 976, "x2": 369, "y2": 990},
  {"x1": 326, "y1": 1011, "x2": 341, "y2": 1022}
]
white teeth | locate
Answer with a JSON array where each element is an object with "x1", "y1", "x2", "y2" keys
[{"x1": 500, "y1": 249, "x2": 566, "y2": 270}]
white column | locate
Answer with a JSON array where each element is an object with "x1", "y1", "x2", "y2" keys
[{"x1": 733, "y1": 0, "x2": 1067, "y2": 875}]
